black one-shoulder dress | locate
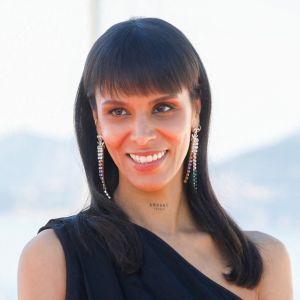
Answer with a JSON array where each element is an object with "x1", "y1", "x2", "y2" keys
[{"x1": 38, "y1": 215, "x2": 242, "y2": 300}]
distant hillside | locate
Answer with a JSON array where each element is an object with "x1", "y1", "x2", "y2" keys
[
  {"x1": 0, "y1": 131, "x2": 86, "y2": 212},
  {"x1": 210, "y1": 131, "x2": 300, "y2": 232}
]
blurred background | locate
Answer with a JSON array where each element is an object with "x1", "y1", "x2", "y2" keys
[{"x1": 0, "y1": 0, "x2": 299, "y2": 299}]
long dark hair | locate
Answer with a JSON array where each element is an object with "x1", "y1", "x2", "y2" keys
[{"x1": 74, "y1": 17, "x2": 263, "y2": 288}]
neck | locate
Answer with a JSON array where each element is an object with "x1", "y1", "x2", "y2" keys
[{"x1": 113, "y1": 171, "x2": 197, "y2": 236}]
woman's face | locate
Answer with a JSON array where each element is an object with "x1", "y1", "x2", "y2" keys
[{"x1": 93, "y1": 87, "x2": 201, "y2": 192}]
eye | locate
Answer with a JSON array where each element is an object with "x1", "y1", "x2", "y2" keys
[
  {"x1": 153, "y1": 103, "x2": 174, "y2": 113},
  {"x1": 108, "y1": 108, "x2": 128, "y2": 116}
]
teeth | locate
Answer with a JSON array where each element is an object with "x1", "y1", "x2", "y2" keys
[{"x1": 129, "y1": 151, "x2": 167, "y2": 164}]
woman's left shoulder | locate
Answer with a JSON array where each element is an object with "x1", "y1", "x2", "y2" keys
[
  {"x1": 243, "y1": 230, "x2": 294, "y2": 299},
  {"x1": 243, "y1": 230, "x2": 287, "y2": 250}
]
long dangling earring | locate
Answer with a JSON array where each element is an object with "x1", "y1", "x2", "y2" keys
[
  {"x1": 97, "y1": 134, "x2": 111, "y2": 199},
  {"x1": 183, "y1": 126, "x2": 201, "y2": 190}
]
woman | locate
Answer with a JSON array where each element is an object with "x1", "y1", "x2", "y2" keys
[{"x1": 18, "y1": 17, "x2": 293, "y2": 299}]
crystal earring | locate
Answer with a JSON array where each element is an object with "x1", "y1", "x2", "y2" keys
[
  {"x1": 183, "y1": 126, "x2": 201, "y2": 190},
  {"x1": 97, "y1": 134, "x2": 111, "y2": 199}
]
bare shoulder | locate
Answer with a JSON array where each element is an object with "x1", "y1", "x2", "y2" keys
[
  {"x1": 243, "y1": 230, "x2": 285, "y2": 253},
  {"x1": 244, "y1": 230, "x2": 294, "y2": 299},
  {"x1": 18, "y1": 229, "x2": 66, "y2": 300}
]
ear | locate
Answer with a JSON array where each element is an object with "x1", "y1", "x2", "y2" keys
[{"x1": 192, "y1": 99, "x2": 201, "y2": 128}]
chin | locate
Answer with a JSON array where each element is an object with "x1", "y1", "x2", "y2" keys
[{"x1": 133, "y1": 182, "x2": 166, "y2": 192}]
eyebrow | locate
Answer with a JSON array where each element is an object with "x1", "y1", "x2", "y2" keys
[{"x1": 101, "y1": 94, "x2": 179, "y2": 106}]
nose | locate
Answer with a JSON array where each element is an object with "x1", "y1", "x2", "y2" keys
[{"x1": 130, "y1": 115, "x2": 156, "y2": 146}]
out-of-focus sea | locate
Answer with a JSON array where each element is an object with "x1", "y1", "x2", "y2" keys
[{"x1": 0, "y1": 212, "x2": 299, "y2": 300}]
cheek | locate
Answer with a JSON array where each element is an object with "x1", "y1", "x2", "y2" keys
[
  {"x1": 159, "y1": 112, "x2": 192, "y2": 168},
  {"x1": 101, "y1": 122, "x2": 130, "y2": 149},
  {"x1": 98, "y1": 112, "x2": 131, "y2": 157},
  {"x1": 155, "y1": 110, "x2": 191, "y2": 144}
]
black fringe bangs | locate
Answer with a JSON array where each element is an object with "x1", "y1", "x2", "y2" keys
[{"x1": 83, "y1": 18, "x2": 201, "y2": 105}]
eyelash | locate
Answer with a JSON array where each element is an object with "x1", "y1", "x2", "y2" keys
[{"x1": 108, "y1": 104, "x2": 174, "y2": 116}]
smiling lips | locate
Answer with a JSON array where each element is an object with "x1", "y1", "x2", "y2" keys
[{"x1": 128, "y1": 150, "x2": 167, "y2": 164}]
